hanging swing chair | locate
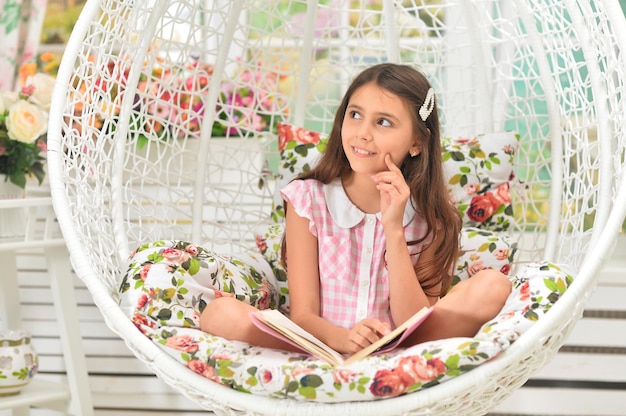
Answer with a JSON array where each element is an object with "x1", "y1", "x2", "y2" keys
[{"x1": 47, "y1": 0, "x2": 626, "y2": 414}]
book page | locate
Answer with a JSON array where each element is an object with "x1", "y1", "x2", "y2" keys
[
  {"x1": 343, "y1": 306, "x2": 433, "y2": 365},
  {"x1": 250, "y1": 306, "x2": 434, "y2": 366},
  {"x1": 249, "y1": 309, "x2": 345, "y2": 365}
]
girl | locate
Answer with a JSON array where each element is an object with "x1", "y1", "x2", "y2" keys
[{"x1": 200, "y1": 63, "x2": 511, "y2": 354}]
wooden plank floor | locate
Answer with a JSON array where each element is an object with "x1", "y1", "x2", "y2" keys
[{"x1": 2, "y1": 238, "x2": 625, "y2": 416}]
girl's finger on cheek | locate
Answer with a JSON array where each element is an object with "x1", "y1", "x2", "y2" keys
[
  {"x1": 385, "y1": 154, "x2": 401, "y2": 172},
  {"x1": 384, "y1": 154, "x2": 394, "y2": 169}
]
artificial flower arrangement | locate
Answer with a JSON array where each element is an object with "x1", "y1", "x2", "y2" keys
[
  {"x1": 0, "y1": 72, "x2": 55, "y2": 188},
  {"x1": 76, "y1": 55, "x2": 288, "y2": 148}
]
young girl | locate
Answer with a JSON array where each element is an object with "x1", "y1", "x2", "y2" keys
[{"x1": 200, "y1": 63, "x2": 511, "y2": 354}]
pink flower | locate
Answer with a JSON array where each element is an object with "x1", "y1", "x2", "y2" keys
[
  {"x1": 187, "y1": 360, "x2": 220, "y2": 382},
  {"x1": 184, "y1": 244, "x2": 199, "y2": 256},
  {"x1": 519, "y1": 281, "x2": 530, "y2": 302},
  {"x1": 139, "y1": 264, "x2": 151, "y2": 281},
  {"x1": 161, "y1": 247, "x2": 190, "y2": 264},
  {"x1": 136, "y1": 294, "x2": 148, "y2": 309},
  {"x1": 211, "y1": 352, "x2": 233, "y2": 361},
  {"x1": 292, "y1": 366, "x2": 316, "y2": 378},
  {"x1": 259, "y1": 369, "x2": 273, "y2": 384},
  {"x1": 467, "y1": 192, "x2": 501, "y2": 223},
  {"x1": 464, "y1": 183, "x2": 480, "y2": 195},
  {"x1": 277, "y1": 123, "x2": 295, "y2": 150},
  {"x1": 255, "y1": 235, "x2": 267, "y2": 254},
  {"x1": 494, "y1": 182, "x2": 511, "y2": 204},
  {"x1": 132, "y1": 314, "x2": 156, "y2": 334},
  {"x1": 467, "y1": 260, "x2": 486, "y2": 276},
  {"x1": 166, "y1": 334, "x2": 199, "y2": 353},
  {"x1": 256, "y1": 280, "x2": 274, "y2": 310},
  {"x1": 494, "y1": 248, "x2": 509, "y2": 261},
  {"x1": 333, "y1": 368, "x2": 356, "y2": 384},
  {"x1": 453, "y1": 137, "x2": 476, "y2": 145},
  {"x1": 293, "y1": 126, "x2": 321, "y2": 145},
  {"x1": 369, "y1": 368, "x2": 407, "y2": 397},
  {"x1": 396, "y1": 355, "x2": 447, "y2": 384}
]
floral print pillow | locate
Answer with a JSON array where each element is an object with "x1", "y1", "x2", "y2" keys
[
  {"x1": 451, "y1": 227, "x2": 518, "y2": 289},
  {"x1": 442, "y1": 133, "x2": 519, "y2": 231},
  {"x1": 271, "y1": 123, "x2": 328, "y2": 222}
]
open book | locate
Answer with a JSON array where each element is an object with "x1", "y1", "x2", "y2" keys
[{"x1": 249, "y1": 306, "x2": 434, "y2": 366}]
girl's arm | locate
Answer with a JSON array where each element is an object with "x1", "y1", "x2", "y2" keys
[
  {"x1": 373, "y1": 155, "x2": 440, "y2": 326},
  {"x1": 285, "y1": 202, "x2": 388, "y2": 354},
  {"x1": 385, "y1": 228, "x2": 441, "y2": 324}
]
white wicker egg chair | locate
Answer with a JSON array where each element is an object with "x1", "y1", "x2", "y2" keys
[{"x1": 47, "y1": 0, "x2": 626, "y2": 415}]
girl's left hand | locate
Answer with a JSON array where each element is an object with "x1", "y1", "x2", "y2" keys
[{"x1": 371, "y1": 154, "x2": 410, "y2": 229}]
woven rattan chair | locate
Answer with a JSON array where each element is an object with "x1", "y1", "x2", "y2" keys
[{"x1": 48, "y1": 0, "x2": 626, "y2": 414}]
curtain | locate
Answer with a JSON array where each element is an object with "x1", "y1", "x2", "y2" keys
[{"x1": 0, "y1": 0, "x2": 48, "y2": 91}]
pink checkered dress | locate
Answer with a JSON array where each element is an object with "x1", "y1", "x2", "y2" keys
[{"x1": 281, "y1": 178, "x2": 430, "y2": 329}]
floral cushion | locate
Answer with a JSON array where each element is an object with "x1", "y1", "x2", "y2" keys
[
  {"x1": 442, "y1": 133, "x2": 519, "y2": 231},
  {"x1": 118, "y1": 240, "x2": 573, "y2": 403},
  {"x1": 451, "y1": 226, "x2": 518, "y2": 288},
  {"x1": 271, "y1": 123, "x2": 328, "y2": 222}
]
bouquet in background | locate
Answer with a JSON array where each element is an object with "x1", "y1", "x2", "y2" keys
[
  {"x1": 82, "y1": 56, "x2": 288, "y2": 148},
  {"x1": 0, "y1": 72, "x2": 54, "y2": 188}
]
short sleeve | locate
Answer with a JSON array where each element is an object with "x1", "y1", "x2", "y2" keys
[{"x1": 280, "y1": 180, "x2": 319, "y2": 237}]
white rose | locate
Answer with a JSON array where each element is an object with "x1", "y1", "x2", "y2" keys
[
  {"x1": 6, "y1": 99, "x2": 48, "y2": 143},
  {"x1": 25, "y1": 73, "x2": 56, "y2": 110},
  {"x1": 1, "y1": 91, "x2": 18, "y2": 112}
]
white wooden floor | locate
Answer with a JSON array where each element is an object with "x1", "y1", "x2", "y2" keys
[{"x1": 2, "y1": 236, "x2": 625, "y2": 416}]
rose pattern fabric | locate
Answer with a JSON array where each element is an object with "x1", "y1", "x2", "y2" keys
[
  {"x1": 442, "y1": 133, "x2": 519, "y2": 231},
  {"x1": 271, "y1": 123, "x2": 328, "y2": 222},
  {"x1": 450, "y1": 227, "x2": 518, "y2": 288},
  {"x1": 118, "y1": 240, "x2": 285, "y2": 325},
  {"x1": 118, "y1": 242, "x2": 573, "y2": 403}
]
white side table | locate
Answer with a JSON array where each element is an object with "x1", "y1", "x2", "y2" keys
[{"x1": 0, "y1": 185, "x2": 93, "y2": 416}]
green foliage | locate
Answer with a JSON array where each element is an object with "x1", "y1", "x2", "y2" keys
[{"x1": 0, "y1": 128, "x2": 46, "y2": 188}]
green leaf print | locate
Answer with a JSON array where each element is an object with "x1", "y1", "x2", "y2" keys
[
  {"x1": 298, "y1": 386, "x2": 317, "y2": 400},
  {"x1": 187, "y1": 257, "x2": 201, "y2": 275},
  {"x1": 285, "y1": 380, "x2": 299, "y2": 393},
  {"x1": 12, "y1": 367, "x2": 30, "y2": 381},
  {"x1": 147, "y1": 252, "x2": 164, "y2": 262},
  {"x1": 1, "y1": 1, "x2": 21, "y2": 35},
  {"x1": 300, "y1": 374, "x2": 323, "y2": 387},
  {"x1": 445, "y1": 354, "x2": 460, "y2": 369},
  {"x1": 156, "y1": 308, "x2": 172, "y2": 320}
]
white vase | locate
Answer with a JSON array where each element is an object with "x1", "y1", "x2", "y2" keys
[
  {"x1": 0, "y1": 330, "x2": 39, "y2": 396},
  {"x1": 0, "y1": 176, "x2": 26, "y2": 239}
]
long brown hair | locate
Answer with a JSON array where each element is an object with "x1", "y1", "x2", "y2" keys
[{"x1": 286, "y1": 63, "x2": 461, "y2": 297}]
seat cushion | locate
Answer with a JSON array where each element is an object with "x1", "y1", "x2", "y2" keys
[{"x1": 119, "y1": 239, "x2": 573, "y2": 403}]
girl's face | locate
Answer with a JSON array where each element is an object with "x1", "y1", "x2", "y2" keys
[{"x1": 341, "y1": 82, "x2": 421, "y2": 176}]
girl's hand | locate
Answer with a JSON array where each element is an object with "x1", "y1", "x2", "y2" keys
[
  {"x1": 342, "y1": 318, "x2": 391, "y2": 354},
  {"x1": 371, "y1": 154, "x2": 410, "y2": 229}
]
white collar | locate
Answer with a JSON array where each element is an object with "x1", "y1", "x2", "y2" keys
[{"x1": 323, "y1": 178, "x2": 417, "y2": 229}]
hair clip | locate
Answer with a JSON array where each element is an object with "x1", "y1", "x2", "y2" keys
[{"x1": 419, "y1": 88, "x2": 435, "y2": 122}]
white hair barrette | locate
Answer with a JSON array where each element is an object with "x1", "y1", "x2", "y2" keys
[{"x1": 419, "y1": 88, "x2": 435, "y2": 122}]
